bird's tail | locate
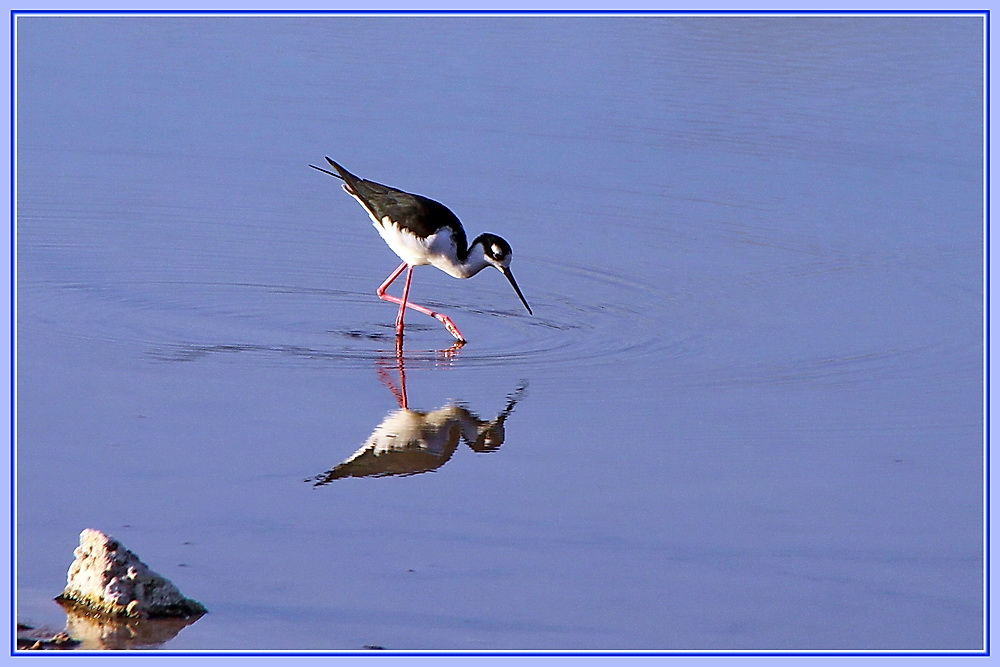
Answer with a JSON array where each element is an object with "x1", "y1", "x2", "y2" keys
[
  {"x1": 308, "y1": 162, "x2": 341, "y2": 179},
  {"x1": 310, "y1": 157, "x2": 369, "y2": 198},
  {"x1": 308, "y1": 156, "x2": 346, "y2": 177}
]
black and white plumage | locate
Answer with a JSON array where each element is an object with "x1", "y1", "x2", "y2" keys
[{"x1": 310, "y1": 157, "x2": 531, "y2": 343}]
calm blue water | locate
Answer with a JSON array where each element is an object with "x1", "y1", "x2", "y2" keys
[{"x1": 15, "y1": 15, "x2": 984, "y2": 652}]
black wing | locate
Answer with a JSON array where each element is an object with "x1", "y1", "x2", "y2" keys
[{"x1": 319, "y1": 158, "x2": 467, "y2": 251}]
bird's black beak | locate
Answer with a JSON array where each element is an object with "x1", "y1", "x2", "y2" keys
[{"x1": 500, "y1": 267, "x2": 532, "y2": 315}]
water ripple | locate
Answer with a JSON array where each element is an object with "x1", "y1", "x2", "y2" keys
[{"x1": 19, "y1": 254, "x2": 684, "y2": 372}]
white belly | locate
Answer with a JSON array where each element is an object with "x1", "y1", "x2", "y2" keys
[
  {"x1": 375, "y1": 217, "x2": 466, "y2": 277},
  {"x1": 344, "y1": 186, "x2": 469, "y2": 278},
  {"x1": 375, "y1": 217, "x2": 434, "y2": 265}
]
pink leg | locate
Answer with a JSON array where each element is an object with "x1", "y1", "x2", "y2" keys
[
  {"x1": 374, "y1": 352, "x2": 408, "y2": 409},
  {"x1": 396, "y1": 265, "x2": 414, "y2": 334},
  {"x1": 376, "y1": 262, "x2": 408, "y2": 296},
  {"x1": 376, "y1": 262, "x2": 466, "y2": 342}
]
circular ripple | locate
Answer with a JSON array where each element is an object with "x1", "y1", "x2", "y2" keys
[{"x1": 19, "y1": 253, "x2": 687, "y2": 372}]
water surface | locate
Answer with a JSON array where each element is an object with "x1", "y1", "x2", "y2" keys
[{"x1": 14, "y1": 14, "x2": 984, "y2": 652}]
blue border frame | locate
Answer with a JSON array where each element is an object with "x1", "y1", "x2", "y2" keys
[
  {"x1": 8, "y1": 8, "x2": 990, "y2": 659},
  {"x1": 5, "y1": 8, "x2": 994, "y2": 15},
  {"x1": 986, "y1": 9, "x2": 992, "y2": 658},
  {"x1": 7, "y1": 4, "x2": 12, "y2": 661}
]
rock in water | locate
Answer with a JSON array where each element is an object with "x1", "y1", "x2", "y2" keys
[{"x1": 56, "y1": 529, "x2": 206, "y2": 619}]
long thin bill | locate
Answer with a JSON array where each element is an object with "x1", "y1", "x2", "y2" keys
[{"x1": 500, "y1": 267, "x2": 532, "y2": 315}]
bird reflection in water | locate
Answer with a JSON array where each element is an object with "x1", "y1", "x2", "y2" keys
[{"x1": 308, "y1": 349, "x2": 526, "y2": 485}]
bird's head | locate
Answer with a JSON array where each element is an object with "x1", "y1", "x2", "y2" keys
[{"x1": 472, "y1": 233, "x2": 532, "y2": 316}]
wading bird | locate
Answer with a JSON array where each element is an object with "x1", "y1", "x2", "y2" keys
[{"x1": 310, "y1": 158, "x2": 531, "y2": 343}]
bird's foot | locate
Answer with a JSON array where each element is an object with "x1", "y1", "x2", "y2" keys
[{"x1": 435, "y1": 314, "x2": 465, "y2": 343}]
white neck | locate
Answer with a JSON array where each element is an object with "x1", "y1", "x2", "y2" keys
[{"x1": 430, "y1": 242, "x2": 492, "y2": 279}]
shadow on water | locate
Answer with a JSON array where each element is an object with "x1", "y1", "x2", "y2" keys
[{"x1": 308, "y1": 348, "x2": 528, "y2": 484}]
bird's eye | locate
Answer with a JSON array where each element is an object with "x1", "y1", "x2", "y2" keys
[{"x1": 490, "y1": 244, "x2": 505, "y2": 259}]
